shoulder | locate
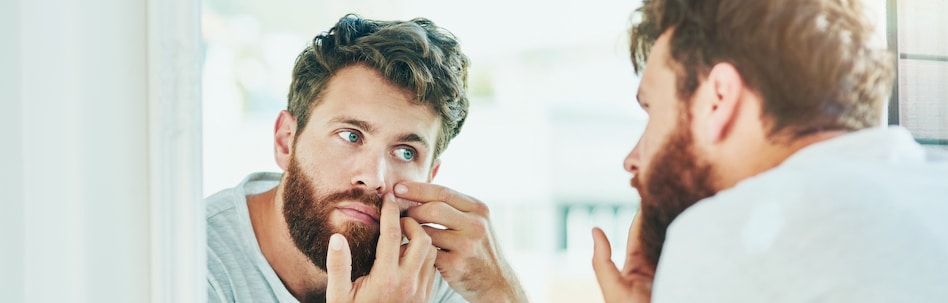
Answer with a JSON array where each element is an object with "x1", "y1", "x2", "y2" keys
[
  {"x1": 207, "y1": 253, "x2": 234, "y2": 303},
  {"x1": 205, "y1": 186, "x2": 245, "y2": 251},
  {"x1": 204, "y1": 173, "x2": 295, "y2": 303},
  {"x1": 205, "y1": 172, "x2": 282, "y2": 220},
  {"x1": 206, "y1": 187, "x2": 240, "y2": 221},
  {"x1": 205, "y1": 172, "x2": 281, "y2": 242},
  {"x1": 204, "y1": 187, "x2": 243, "y2": 302},
  {"x1": 669, "y1": 155, "x2": 948, "y2": 243},
  {"x1": 655, "y1": 161, "x2": 948, "y2": 302}
]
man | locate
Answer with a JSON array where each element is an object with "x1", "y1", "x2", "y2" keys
[
  {"x1": 206, "y1": 14, "x2": 526, "y2": 303},
  {"x1": 591, "y1": 0, "x2": 948, "y2": 302}
]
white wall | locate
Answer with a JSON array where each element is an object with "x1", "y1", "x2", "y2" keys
[
  {"x1": 0, "y1": 0, "x2": 25, "y2": 301},
  {"x1": 0, "y1": 0, "x2": 203, "y2": 302}
]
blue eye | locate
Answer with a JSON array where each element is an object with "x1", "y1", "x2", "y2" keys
[
  {"x1": 394, "y1": 147, "x2": 415, "y2": 161},
  {"x1": 338, "y1": 131, "x2": 361, "y2": 143}
]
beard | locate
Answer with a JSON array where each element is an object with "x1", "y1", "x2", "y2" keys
[
  {"x1": 632, "y1": 120, "x2": 717, "y2": 270},
  {"x1": 281, "y1": 155, "x2": 382, "y2": 288}
]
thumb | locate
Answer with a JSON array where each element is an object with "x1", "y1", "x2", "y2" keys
[
  {"x1": 591, "y1": 227, "x2": 622, "y2": 294},
  {"x1": 325, "y1": 233, "x2": 353, "y2": 301}
]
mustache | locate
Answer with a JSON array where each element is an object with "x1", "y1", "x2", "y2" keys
[
  {"x1": 630, "y1": 175, "x2": 642, "y2": 189},
  {"x1": 321, "y1": 188, "x2": 383, "y2": 210}
]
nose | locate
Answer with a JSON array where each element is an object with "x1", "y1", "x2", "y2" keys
[
  {"x1": 623, "y1": 136, "x2": 643, "y2": 176},
  {"x1": 351, "y1": 152, "x2": 387, "y2": 194}
]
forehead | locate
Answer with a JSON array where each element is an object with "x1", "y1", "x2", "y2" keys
[{"x1": 308, "y1": 64, "x2": 441, "y2": 135}]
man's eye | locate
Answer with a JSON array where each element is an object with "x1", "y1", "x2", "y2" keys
[
  {"x1": 337, "y1": 131, "x2": 361, "y2": 143},
  {"x1": 394, "y1": 147, "x2": 415, "y2": 161}
]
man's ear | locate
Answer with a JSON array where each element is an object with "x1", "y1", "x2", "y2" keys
[
  {"x1": 427, "y1": 158, "x2": 441, "y2": 182},
  {"x1": 705, "y1": 63, "x2": 745, "y2": 144},
  {"x1": 274, "y1": 110, "x2": 297, "y2": 170}
]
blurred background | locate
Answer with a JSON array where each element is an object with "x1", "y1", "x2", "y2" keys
[{"x1": 3, "y1": 0, "x2": 945, "y2": 302}]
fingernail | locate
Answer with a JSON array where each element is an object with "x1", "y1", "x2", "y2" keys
[
  {"x1": 330, "y1": 234, "x2": 344, "y2": 251},
  {"x1": 394, "y1": 184, "x2": 408, "y2": 194}
]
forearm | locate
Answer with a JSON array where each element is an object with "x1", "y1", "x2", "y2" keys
[{"x1": 465, "y1": 257, "x2": 528, "y2": 303}]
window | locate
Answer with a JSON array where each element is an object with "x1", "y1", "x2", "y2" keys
[{"x1": 887, "y1": 0, "x2": 948, "y2": 150}]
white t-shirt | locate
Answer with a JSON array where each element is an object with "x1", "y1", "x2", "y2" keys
[
  {"x1": 206, "y1": 172, "x2": 465, "y2": 303},
  {"x1": 652, "y1": 127, "x2": 948, "y2": 302}
]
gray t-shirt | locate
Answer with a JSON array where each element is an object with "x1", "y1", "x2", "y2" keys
[{"x1": 207, "y1": 172, "x2": 465, "y2": 303}]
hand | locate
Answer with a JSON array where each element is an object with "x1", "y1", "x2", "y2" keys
[
  {"x1": 592, "y1": 212, "x2": 655, "y2": 303},
  {"x1": 396, "y1": 182, "x2": 527, "y2": 303},
  {"x1": 325, "y1": 194, "x2": 438, "y2": 303}
]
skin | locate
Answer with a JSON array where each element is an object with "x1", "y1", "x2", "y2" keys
[
  {"x1": 592, "y1": 29, "x2": 847, "y2": 302},
  {"x1": 247, "y1": 63, "x2": 526, "y2": 302},
  {"x1": 397, "y1": 181, "x2": 528, "y2": 302}
]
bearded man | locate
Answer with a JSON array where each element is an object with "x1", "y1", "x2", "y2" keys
[
  {"x1": 592, "y1": 0, "x2": 948, "y2": 302},
  {"x1": 206, "y1": 14, "x2": 525, "y2": 303}
]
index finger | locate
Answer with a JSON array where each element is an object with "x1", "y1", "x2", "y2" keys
[
  {"x1": 393, "y1": 181, "x2": 481, "y2": 213},
  {"x1": 591, "y1": 227, "x2": 623, "y2": 296},
  {"x1": 373, "y1": 193, "x2": 403, "y2": 273}
]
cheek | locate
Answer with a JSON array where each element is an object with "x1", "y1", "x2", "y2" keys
[
  {"x1": 639, "y1": 120, "x2": 678, "y2": 171},
  {"x1": 386, "y1": 164, "x2": 430, "y2": 184},
  {"x1": 639, "y1": 125, "x2": 662, "y2": 165},
  {"x1": 294, "y1": 149, "x2": 343, "y2": 186},
  {"x1": 303, "y1": 137, "x2": 353, "y2": 166}
]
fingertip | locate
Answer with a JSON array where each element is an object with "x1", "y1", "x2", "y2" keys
[
  {"x1": 591, "y1": 227, "x2": 605, "y2": 243},
  {"x1": 325, "y1": 233, "x2": 353, "y2": 301},
  {"x1": 381, "y1": 194, "x2": 397, "y2": 213},
  {"x1": 330, "y1": 233, "x2": 347, "y2": 251},
  {"x1": 591, "y1": 227, "x2": 612, "y2": 258},
  {"x1": 394, "y1": 183, "x2": 408, "y2": 195}
]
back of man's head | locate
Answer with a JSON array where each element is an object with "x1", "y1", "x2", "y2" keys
[
  {"x1": 287, "y1": 14, "x2": 470, "y2": 160},
  {"x1": 629, "y1": 0, "x2": 894, "y2": 139}
]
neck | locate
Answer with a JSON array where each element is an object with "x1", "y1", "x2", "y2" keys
[
  {"x1": 715, "y1": 130, "x2": 848, "y2": 191},
  {"x1": 247, "y1": 184, "x2": 328, "y2": 300}
]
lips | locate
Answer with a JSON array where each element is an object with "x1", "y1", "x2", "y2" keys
[{"x1": 335, "y1": 203, "x2": 381, "y2": 225}]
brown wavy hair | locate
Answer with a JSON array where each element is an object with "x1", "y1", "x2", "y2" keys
[
  {"x1": 629, "y1": 0, "x2": 894, "y2": 138},
  {"x1": 287, "y1": 14, "x2": 470, "y2": 159}
]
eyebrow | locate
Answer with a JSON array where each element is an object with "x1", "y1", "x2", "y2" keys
[
  {"x1": 329, "y1": 116, "x2": 431, "y2": 150},
  {"x1": 398, "y1": 133, "x2": 430, "y2": 151},
  {"x1": 330, "y1": 117, "x2": 376, "y2": 133}
]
